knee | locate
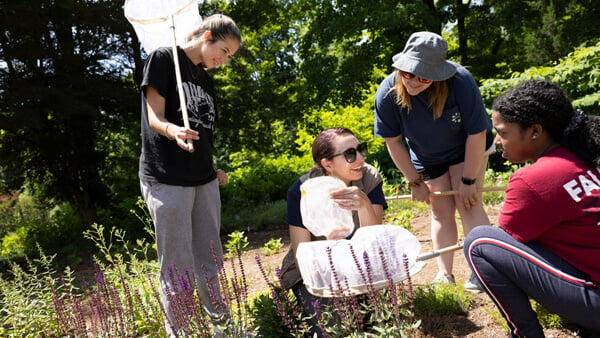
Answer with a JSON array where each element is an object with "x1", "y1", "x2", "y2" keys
[
  {"x1": 430, "y1": 209, "x2": 457, "y2": 225},
  {"x1": 464, "y1": 225, "x2": 493, "y2": 252}
]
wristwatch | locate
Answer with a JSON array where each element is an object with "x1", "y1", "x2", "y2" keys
[{"x1": 461, "y1": 177, "x2": 476, "y2": 185}]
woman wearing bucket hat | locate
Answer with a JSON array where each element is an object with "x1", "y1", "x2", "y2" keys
[{"x1": 374, "y1": 31, "x2": 493, "y2": 291}]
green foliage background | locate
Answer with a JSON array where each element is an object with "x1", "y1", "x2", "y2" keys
[{"x1": 0, "y1": 0, "x2": 599, "y2": 260}]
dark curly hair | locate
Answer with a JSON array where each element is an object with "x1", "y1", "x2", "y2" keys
[{"x1": 492, "y1": 79, "x2": 600, "y2": 167}]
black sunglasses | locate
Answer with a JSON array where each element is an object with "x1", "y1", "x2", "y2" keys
[
  {"x1": 400, "y1": 71, "x2": 432, "y2": 84},
  {"x1": 331, "y1": 142, "x2": 368, "y2": 163}
]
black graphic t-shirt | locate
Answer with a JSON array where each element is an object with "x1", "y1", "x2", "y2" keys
[{"x1": 139, "y1": 46, "x2": 217, "y2": 186}]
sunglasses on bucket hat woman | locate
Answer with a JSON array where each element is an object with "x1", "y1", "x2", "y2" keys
[{"x1": 400, "y1": 71, "x2": 432, "y2": 84}]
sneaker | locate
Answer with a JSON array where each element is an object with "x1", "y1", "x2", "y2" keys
[
  {"x1": 463, "y1": 274, "x2": 485, "y2": 293},
  {"x1": 431, "y1": 272, "x2": 455, "y2": 284},
  {"x1": 213, "y1": 325, "x2": 226, "y2": 338}
]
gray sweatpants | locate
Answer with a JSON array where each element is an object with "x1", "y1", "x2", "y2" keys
[{"x1": 140, "y1": 179, "x2": 226, "y2": 333}]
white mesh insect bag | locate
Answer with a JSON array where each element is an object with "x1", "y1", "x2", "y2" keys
[
  {"x1": 296, "y1": 225, "x2": 424, "y2": 297},
  {"x1": 299, "y1": 176, "x2": 354, "y2": 238}
]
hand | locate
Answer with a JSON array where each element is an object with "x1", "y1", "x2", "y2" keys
[
  {"x1": 330, "y1": 186, "x2": 367, "y2": 210},
  {"x1": 411, "y1": 184, "x2": 430, "y2": 204},
  {"x1": 216, "y1": 169, "x2": 228, "y2": 185},
  {"x1": 326, "y1": 226, "x2": 352, "y2": 240},
  {"x1": 459, "y1": 183, "x2": 478, "y2": 209},
  {"x1": 170, "y1": 125, "x2": 200, "y2": 152}
]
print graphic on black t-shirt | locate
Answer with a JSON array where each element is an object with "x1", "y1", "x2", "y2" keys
[{"x1": 182, "y1": 81, "x2": 215, "y2": 130}]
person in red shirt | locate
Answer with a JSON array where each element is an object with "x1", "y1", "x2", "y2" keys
[{"x1": 464, "y1": 79, "x2": 600, "y2": 338}]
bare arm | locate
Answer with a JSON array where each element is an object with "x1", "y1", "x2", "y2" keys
[
  {"x1": 384, "y1": 135, "x2": 430, "y2": 202},
  {"x1": 145, "y1": 86, "x2": 198, "y2": 152},
  {"x1": 457, "y1": 130, "x2": 487, "y2": 208},
  {"x1": 289, "y1": 224, "x2": 312, "y2": 267},
  {"x1": 462, "y1": 131, "x2": 486, "y2": 181}
]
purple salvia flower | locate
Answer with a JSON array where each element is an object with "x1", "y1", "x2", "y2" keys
[
  {"x1": 116, "y1": 262, "x2": 135, "y2": 326},
  {"x1": 161, "y1": 266, "x2": 188, "y2": 332},
  {"x1": 362, "y1": 251, "x2": 380, "y2": 309},
  {"x1": 348, "y1": 243, "x2": 368, "y2": 285},
  {"x1": 325, "y1": 246, "x2": 344, "y2": 296},
  {"x1": 235, "y1": 244, "x2": 249, "y2": 323},
  {"x1": 402, "y1": 253, "x2": 416, "y2": 313},
  {"x1": 109, "y1": 284, "x2": 126, "y2": 335},
  {"x1": 209, "y1": 241, "x2": 230, "y2": 314},
  {"x1": 255, "y1": 255, "x2": 275, "y2": 291},
  {"x1": 378, "y1": 246, "x2": 401, "y2": 322},
  {"x1": 121, "y1": 275, "x2": 135, "y2": 325},
  {"x1": 271, "y1": 288, "x2": 295, "y2": 331},
  {"x1": 151, "y1": 275, "x2": 176, "y2": 335},
  {"x1": 274, "y1": 266, "x2": 285, "y2": 291},
  {"x1": 94, "y1": 264, "x2": 105, "y2": 286},
  {"x1": 71, "y1": 293, "x2": 88, "y2": 335},
  {"x1": 183, "y1": 269, "x2": 208, "y2": 332},
  {"x1": 344, "y1": 276, "x2": 364, "y2": 330},
  {"x1": 49, "y1": 280, "x2": 68, "y2": 334},
  {"x1": 200, "y1": 262, "x2": 228, "y2": 316}
]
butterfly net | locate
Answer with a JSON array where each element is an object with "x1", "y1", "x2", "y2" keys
[
  {"x1": 300, "y1": 176, "x2": 354, "y2": 238},
  {"x1": 297, "y1": 175, "x2": 425, "y2": 297},
  {"x1": 124, "y1": 0, "x2": 202, "y2": 54},
  {"x1": 296, "y1": 225, "x2": 424, "y2": 297}
]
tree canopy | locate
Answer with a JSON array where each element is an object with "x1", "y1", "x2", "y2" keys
[{"x1": 1, "y1": 0, "x2": 599, "y2": 227}]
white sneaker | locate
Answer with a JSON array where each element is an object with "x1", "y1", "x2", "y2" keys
[
  {"x1": 431, "y1": 272, "x2": 455, "y2": 284},
  {"x1": 463, "y1": 274, "x2": 485, "y2": 293}
]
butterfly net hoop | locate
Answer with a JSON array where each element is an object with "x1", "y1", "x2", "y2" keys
[
  {"x1": 124, "y1": 0, "x2": 202, "y2": 54},
  {"x1": 296, "y1": 225, "x2": 425, "y2": 297},
  {"x1": 300, "y1": 176, "x2": 354, "y2": 238}
]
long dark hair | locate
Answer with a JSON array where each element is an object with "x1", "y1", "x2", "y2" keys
[
  {"x1": 492, "y1": 79, "x2": 600, "y2": 167},
  {"x1": 309, "y1": 127, "x2": 355, "y2": 176}
]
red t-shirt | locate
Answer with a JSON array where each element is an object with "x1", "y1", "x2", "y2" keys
[{"x1": 500, "y1": 147, "x2": 600, "y2": 283}]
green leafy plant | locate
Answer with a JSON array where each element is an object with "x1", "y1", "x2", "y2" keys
[
  {"x1": 260, "y1": 238, "x2": 284, "y2": 256},
  {"x1": 533, "y1": 301, "x2": 566, "y2": 329},
  {"x1": 249, "y1": 288, "x2": 300, "y2": 338},
  {"x1": 412, "y1": 283, "x2": 473, "y2": 317},
  {"x1": 0, "y1": 245, "x2": 58, "y2": 336},
  {"x1": 224, "y1": 231, "x2": 250, "y2": 260}
]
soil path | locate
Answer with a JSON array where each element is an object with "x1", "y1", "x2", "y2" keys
[{"x1": 229, "y1": 204, "x2": 576, "y2": 337}]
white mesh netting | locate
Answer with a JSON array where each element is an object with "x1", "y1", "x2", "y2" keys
[
  {"x1": 296, "y1": 225, "x2": 425, "y2": 297},
  {"x1": 124, "y1": 0, "x2": 202, "y2": 54},
  {"x1": 299, "y1": 176, "x2": 354, "y2": 238}
]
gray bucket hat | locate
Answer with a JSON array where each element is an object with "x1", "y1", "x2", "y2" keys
[{"x1": 392, "y1": 32, "x2": 457, "y2": 81}]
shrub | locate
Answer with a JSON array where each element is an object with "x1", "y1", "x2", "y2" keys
[{"x1": 222, "y1": 154, "x2": 308, "y2": 209}]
